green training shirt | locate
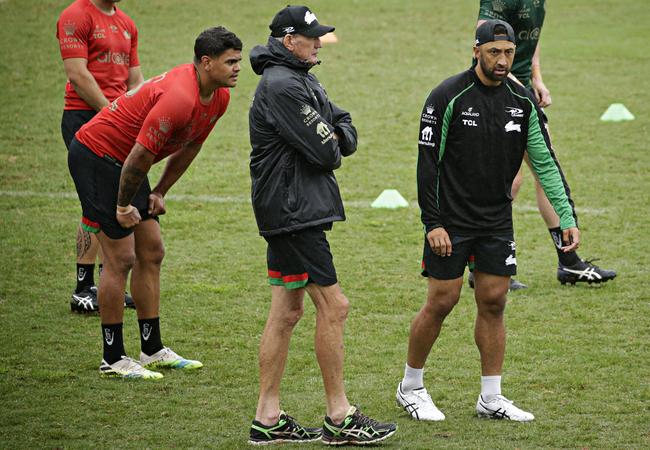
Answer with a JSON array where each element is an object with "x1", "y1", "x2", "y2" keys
[{"x1": 478, "y1": 0, "x2": 546, "y2": 86}]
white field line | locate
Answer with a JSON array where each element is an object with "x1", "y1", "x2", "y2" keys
[{"x1": 0, "y1": 190, "x2": 609, "y2": 215}]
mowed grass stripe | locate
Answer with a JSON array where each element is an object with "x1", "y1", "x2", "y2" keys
[{"x1": 0, "y1": 190, "x2": 611, "y2": 215}]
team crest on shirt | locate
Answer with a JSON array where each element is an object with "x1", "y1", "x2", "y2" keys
[
  {"x1": 63, "y1": 20, "x2": 76, "y2": 36},
  {"x1": 159, "y1": 117, "x2": 171, "y2": 133},
  {"x1": 110, "y1": 25, "x2": 118, "y2": 33},
  {"x1": 504, "y1": 121, "x2": 521, "y2": 133}
]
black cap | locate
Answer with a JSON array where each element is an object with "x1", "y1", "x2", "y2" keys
[
  {"x1": 269, "y1": 5, "x2": 335, "y2": 38},
  {"x1": 475, "y1": 19, "x2": 516, "y2": 46}
]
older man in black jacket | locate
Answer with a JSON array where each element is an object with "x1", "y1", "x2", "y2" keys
[{"x1": 247, "y1": 5, "x2": 396, "y2": 447}]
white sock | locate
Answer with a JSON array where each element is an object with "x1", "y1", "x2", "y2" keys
[
  {"x1": 481, "y1": 375, "x2": 502, "y2": 401},
  {"x1": 401, "y1": 364, "x2": 424, "y2": 392}
]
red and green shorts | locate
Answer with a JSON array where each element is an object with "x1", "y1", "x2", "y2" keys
[
  {"x1": 68, "y1": 138, "x2": 157, "y2": 240},
  {"x1": 264, "y1": 226, "x2": 338, "y2": 289}
]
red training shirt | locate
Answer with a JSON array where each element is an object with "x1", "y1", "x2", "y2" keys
[
  {"x1": 56, "y1": 0, "x2": 139, "y2": 110},
  {"x1": 76, "y1": 64, "x2": 230, "y2": 163}
]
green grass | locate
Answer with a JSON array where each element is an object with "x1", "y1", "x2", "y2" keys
[{"x1": 1, "y1": 0, "x2": 649, "y2": 448}]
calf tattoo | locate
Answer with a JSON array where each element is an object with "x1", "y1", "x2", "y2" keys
[{"x1": 77, "y1": 226, "x2": 92, "y2": 258}]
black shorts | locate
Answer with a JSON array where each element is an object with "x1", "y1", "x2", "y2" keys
[
  {"x1": 61, "y1": 110, "x2": 97, "y2": 150},
  {"x1": 264, "y1": 226, "x2": 337, "y2": 289},
  {"x1": 422, "y1": 233, "x2": 517, "y2": 280},
  {"x1": 67, "y1": 138, "x2": 157, "y2": 239}
]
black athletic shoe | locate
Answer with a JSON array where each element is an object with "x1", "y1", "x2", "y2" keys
[
  {"x1": 322, "y1": 406, "x2": 397, "y2": 446},
  {"x1": 248, "y1": 411, "x2": 321, "y2": 445},
  {"x1": 71, "y1": 285, "x2": 98, "y2": 313},
  {"x1": 468, "y1": 272, "x2": 527, "y2": 291},
  {"x1": 557, "y1": 258, "x2": 616, "y2": 285},
  {"x1": 124, "y1": 292, "x2": 136, "y2": 309}
]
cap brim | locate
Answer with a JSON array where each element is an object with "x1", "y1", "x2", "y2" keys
[{"x1": 301, "y1": 24, "x2": 335, "y2": 38}]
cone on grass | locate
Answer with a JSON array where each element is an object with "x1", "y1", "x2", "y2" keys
[
  {"x1": 600, "y1": 103, "x2": 634, "y2": 122},
  {"x1": 371, "y1": 189, "x2": 409, "y2": 209}
]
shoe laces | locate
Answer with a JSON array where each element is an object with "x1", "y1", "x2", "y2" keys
[
  {"x1": 582, "y1": 258, "x2": 601, "y2": 268},
  {"x1": 159, "y1": 347, "x2": 180, "y2": 360},
  {"x1": 282, "y1": 414, "x2": 303, "y2": 432},
  {"x1": 413, "y1": 388, "x2": 433, "y2": 403},
  {"x1": 351, "y1": 407, "x2": 380, "y2": 428},
  {"x1": 120, "y1": 356, "x2": 144, "y2": 371},
  {"x1": 494, "y1": 394, "x2": 513, "y2": 405}
]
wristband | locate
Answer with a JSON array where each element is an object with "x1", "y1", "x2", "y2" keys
[{"x1": 116, "y1": 204, "x2": 135, "y2": 215}]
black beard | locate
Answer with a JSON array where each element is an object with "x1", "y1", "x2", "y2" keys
[{"x1": 479, "y1": 57, "x2": 509, "y2": 82}]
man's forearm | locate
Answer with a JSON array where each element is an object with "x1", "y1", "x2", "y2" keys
[
  {"x1": 153, "y1": 145, "x2": 201, "y2": 196},
  {"x1": 117, "y1": 165, "x2": 147, "y2": 207},
  {"x1": 531, "y1": 43, "x2": 543, "y2": 82},
  {"x1": 117, "y1": 143, "x2": 155, "y2": 207},
  {"x1": 69, "y1": 72, "x2": 110, "y2": 111}
]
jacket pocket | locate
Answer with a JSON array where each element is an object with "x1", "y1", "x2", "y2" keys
[{"x1": 284, "y1": 162, "x2": 298, "y2": 211}]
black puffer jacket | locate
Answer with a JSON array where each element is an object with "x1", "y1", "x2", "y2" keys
[{"x1": 249, "y1": 37, "x2": 357, "y2": 236}]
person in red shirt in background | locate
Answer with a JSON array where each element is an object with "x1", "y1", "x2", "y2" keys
[
  {"x1": 57, "y1": 0, "x2": 142, "y2": 313},
  {"x1": 68, "y1": 26, "x2": 242, "y2": 379}
]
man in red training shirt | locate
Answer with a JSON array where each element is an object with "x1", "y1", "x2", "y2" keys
[
  {"x1": 57, "y1": 0, "x2": 143, "y2": 312},
  {"x1": 68, "y1": 26, "x2": 242, "y2": 379}
]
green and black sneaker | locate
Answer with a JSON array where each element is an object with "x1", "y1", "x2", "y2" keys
[
  {"x1": 248, "y1": 411, "x2": 321, "y2": 445},
  {"x1": 322, "y1": 405, "x2": 397, "y2": 446}
]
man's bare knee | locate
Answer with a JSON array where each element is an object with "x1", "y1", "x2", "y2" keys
[
  {"x1": 313, "y1": 287, "x2": 349, "y2": 324},
  {"x1": 425, "y1": 278, "x2": 462, "y2": 318},
  {"x1": 475, "y1": 285, "x2": 508, "y2": 317},
  {"x1": 109, "y1": 250, "x2": 136, "y2": 275},
  {"x1": 281, "y1": 302, "x2": 304, "y2": 328},
  {"x1": 138, "y1": 241, "x2": 165, "y2": 266},
  {"x1": 424, "y1": 291, "x2": 460, "y2": 319}
]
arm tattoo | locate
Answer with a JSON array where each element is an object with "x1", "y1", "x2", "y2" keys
[
  {"x1": 117, "y1": 165, "x2": 147, "y2": 207},
  {"x1": 76, "y1": 226, "x2": 93, "y2": 259}
]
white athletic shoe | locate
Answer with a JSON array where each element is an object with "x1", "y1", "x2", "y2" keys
[
  {"x1": 140, "y1": 347, "x2": 203, "y2": 370},
  {"x1": 99, "y1": 356, "x2": 163, "y2": 380},
  {"x1": 396, "y1": 382, "x2": 445, "y2": 421},
  {"x1": 476, "y1": 394, "x2": 534, "y2": 422}
]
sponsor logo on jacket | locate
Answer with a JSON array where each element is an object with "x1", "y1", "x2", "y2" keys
[
  {"x1": 461, "y1": 107, "x2": 480, "y2": 117},
  {"x1": 421, "y1": 104, "x2": 438, "y2": 125},
  {"x1": 505, "y1": 106, "x2": 524, "y2": 118},
  {"x1": 419, "y1": 126, "x2": 435, "y2": 147}
]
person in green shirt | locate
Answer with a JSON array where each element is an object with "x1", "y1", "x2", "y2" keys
[{"x1": 469, "y1": 0, "x2": 616, "y2": 289}]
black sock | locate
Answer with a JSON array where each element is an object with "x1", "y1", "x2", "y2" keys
[
  {"x1": 138, "y1": 317, "x2": 163, "y2": 356},
  {"x1": 549, "y1": 227, "x2": 580, "y2": 266},
  {"x1": 75, "y1": 264, "x2": 95, "y2": 293},
  {"x1": 102, "y1": 323, "x2": 125, "y2": 364}
]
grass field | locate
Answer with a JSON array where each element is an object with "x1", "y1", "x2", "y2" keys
[{"x1": 1, "y1": 0, "x2": 649, "y2": 448}]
